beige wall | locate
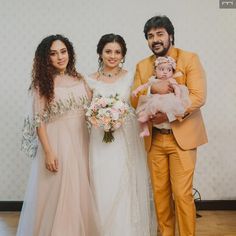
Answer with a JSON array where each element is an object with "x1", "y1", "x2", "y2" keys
[{"x1": 0, "y1": 0, "x2": 235, "y2": 200}]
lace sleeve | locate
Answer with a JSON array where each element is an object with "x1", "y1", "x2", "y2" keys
[
  {"x1": 32, "y1": 88, "x2": 46, "y2": 127},
  {"x1": 21, "y1": 88, "x2": 46, "y2": 158},
  {"x1": 82, "y1": 79, "x2": 93, "y2": 101},
  {"x1": 84, "y1": 75, "x2": 97, "y2": 91}
]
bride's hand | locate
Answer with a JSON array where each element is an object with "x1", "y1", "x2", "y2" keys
[{"x1": 45, "y1": 152, "x2": 59, "y2": 172}]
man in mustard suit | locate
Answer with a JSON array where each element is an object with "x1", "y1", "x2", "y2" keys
[{"x1": 131, "y1": 15, "x2": 208, "y2": 236}]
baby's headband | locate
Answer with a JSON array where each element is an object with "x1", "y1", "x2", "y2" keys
[{"x1": 155, "y1": 56, "x2": 176, "y2": 70}]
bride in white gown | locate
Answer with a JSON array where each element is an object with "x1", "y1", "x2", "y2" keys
[{"x1": 85, "y1": 34, "x2": 156, "y2": 236}]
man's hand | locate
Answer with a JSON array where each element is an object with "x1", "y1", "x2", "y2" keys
[
  {"x1": 150, "y1": 112, "x2": 168, "y2": 125},
  {"x1": 151, "y1": 80, "x2": 173, "y2": 94}
]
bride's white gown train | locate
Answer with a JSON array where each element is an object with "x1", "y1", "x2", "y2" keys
[{"x1": 86, "y1": 72, "x2": 156, "y2": 236}]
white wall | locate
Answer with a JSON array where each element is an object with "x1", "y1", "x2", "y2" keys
[{"x1": 0, "y1": 0, "x2": 235, "y2": 200}]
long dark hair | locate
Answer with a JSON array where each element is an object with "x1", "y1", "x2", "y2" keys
[{"x1": 30, "y1": 34, "x2": 82, "y2": 104}]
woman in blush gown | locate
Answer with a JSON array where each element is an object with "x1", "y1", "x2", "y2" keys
[
  {"x1": 17, "y1": 35, "x2": 100, "y2": 236},
  {"x1": 85, "y1": 34, "x2": 156, "y2": 236}
]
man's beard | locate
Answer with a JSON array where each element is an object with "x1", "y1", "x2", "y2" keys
[{"x1": 152, "y1": 39, "x2": 171, "y2": 57}]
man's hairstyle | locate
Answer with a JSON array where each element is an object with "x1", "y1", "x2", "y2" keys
[{"x1": 143, "y1": 15, "x2": 175, "y2": 45}]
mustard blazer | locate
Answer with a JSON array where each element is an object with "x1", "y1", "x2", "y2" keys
[{"x1": 131, "y1": 47, "x2": 208, "y2": 152}]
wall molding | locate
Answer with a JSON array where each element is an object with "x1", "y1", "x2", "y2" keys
[
  {"x1": 195, "y1": 200, "x2": 236, "y2": 211},
  {"x1": 0, "y1": 201, "x2": 23, "y2": 211},
  {"x1": 0, "y1": 200, "x2": 236, "y2": 211}
]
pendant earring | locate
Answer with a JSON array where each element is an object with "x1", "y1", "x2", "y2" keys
[
  {"x1": 119, "y1": 58, "x2": 125, "y2": 68},
  {"x1": 98, "y1": 57, "x2": 103, "y2": 73}
]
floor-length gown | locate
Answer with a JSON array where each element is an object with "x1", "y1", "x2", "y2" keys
[
  {"x1": 17, "y1": 75, "x2": 100, "y2": 236},
  {"x1": 85, "y1": 72, "x2": 156, "y2": 236}
]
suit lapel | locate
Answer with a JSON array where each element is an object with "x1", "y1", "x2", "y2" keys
[
  {"x1": 142, "y1": 55, "x2": 156, "y2": 83},
  {"x1": 168, "y1": 48, "x2": 186, "y2": 85}
]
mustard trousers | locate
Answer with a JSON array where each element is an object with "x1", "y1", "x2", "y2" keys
[{"x1": 148, "y1": 130, "x2": 196, "y2": 236}]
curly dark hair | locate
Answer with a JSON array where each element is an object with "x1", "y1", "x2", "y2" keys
[
  {"x1": 30, "y1": 34, "x2": 82, "y2": 104},
  {"x1": 97, "y1": 33, "x2": 127, "y2": 68},
  {"x1": 144, "y1": 15, "x2": 175, "y2": 45}
]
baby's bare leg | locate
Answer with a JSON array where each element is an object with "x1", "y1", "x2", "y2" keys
[{"x1": 139, "y1": 122, "x2": 150, "y2": 137}]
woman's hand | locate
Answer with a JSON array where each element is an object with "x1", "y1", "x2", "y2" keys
[
  {"x1": 45, "y1": 152, "x2": 59, "y2": 172},
  {"x1": 36, "y1": 124, "x2": 58, "y2": 172}
]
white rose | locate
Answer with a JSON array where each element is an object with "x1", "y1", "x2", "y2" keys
[
  {"x1": 113, "y1": 100, "x2": 124, "y2": 110},
  {"x1": 112, "y1": 111, "x2": 119, "y2": 120}
]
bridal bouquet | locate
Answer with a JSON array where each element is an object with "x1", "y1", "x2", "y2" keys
[{"x1": 85, "y1": 94, "x2": 131, "y2": 143}]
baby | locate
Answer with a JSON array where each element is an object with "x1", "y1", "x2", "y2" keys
[{"x1": 133, "y1": 56, "x2": 191, "y2": 137}]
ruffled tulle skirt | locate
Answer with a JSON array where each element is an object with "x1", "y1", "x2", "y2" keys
[{"x1": 136, "y1": 85, "x2": 191, "y2": 122}]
